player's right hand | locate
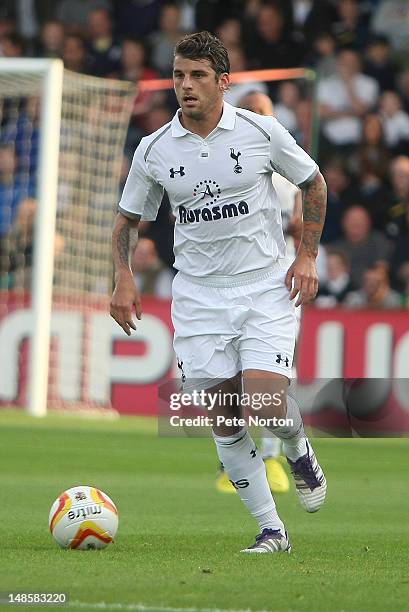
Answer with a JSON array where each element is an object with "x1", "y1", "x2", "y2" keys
[{"x1": 110, "y1": 275, "x2": 142, "y2": 336}]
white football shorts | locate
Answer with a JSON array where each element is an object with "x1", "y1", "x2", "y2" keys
[{"x1": 172, "y1": 263, "x2": 297, "y2": 389}]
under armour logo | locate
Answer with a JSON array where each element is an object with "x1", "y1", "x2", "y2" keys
[
  {"x1": 230, "y1": 148, "x2": 242, "y2": 174},
  {"x1": 250, "y1": 448, "x2": 257, "y2": 458},
  {"x1": 170, "y1": 166, "x2": 185, "y2": 178},
  {"x1": 276, "y1": 354, "x2": 290, "y2": 367}
]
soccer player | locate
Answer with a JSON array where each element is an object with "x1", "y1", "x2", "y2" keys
[
  {"x1": 215, "y1": 91, "x2": 298, "y2": 496},
  {"x1": 111, "y1": 31, "x2": 327, "y2": 554}
]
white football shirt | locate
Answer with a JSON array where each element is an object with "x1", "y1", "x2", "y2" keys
[{"x1": 119, "y1": 102, "x2": 318, "y2": 276}]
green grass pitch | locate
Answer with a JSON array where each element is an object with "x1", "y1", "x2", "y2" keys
[{"x1": 0, "y1": 409, "x2": 408, "y2": 612}]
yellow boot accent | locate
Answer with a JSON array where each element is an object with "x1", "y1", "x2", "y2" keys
[
  {"x1": 264, "y1": 457, "x2": 290, "y2": 493},
  {"x1": 215, "y1": 470, "x2": 236, "y2": 493}
]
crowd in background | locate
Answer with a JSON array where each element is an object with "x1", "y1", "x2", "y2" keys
[{"x1": 1, "y1": 0, "x2": 409, "y2": 309}]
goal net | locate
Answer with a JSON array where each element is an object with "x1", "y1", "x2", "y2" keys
[{"x1": 0, "y1": 60, "x2": 134, "y2": 415}]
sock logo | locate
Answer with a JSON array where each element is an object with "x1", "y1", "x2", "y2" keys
[
  {"x1": 250, "y1": 448, "x2": 257, "y2": 458},
  {"x1": 229, "y1": 478, "x2": 250, "y2": 489}
]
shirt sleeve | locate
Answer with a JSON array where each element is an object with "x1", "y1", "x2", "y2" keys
[
  {"x1": 118, "y1": 141, "x2": 164, "y2": 221},
  {"x1": 269, "y1": 117, "x2": 318, "y2": 187}
]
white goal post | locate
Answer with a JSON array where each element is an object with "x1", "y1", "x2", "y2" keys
[
  {"x1": 0, "y1": 60, "x2": 135, "y2": 417},
  {"x1": 0, "y1": 58, "x2": 63, "y2": 418}
]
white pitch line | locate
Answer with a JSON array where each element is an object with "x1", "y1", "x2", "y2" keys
[{"x1": 68, "y1": 601, "x2": 270, "y2": 612}]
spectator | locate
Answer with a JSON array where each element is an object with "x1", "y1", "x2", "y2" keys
[
  {"x1": 0, "y1": 1, "x2": 55, "y2": 47},
  {"x1": 3, "y1": 197, "x2": 36, "y2": 290},
  {"x1": 281, "y1": 0, "x2": 336, "y2": 47},
  {"x1": 149, "y1": 3, "x2": 185, "y2": 77},
  {"x1": 350, "y1": 113, "x2": 390, "y2": 181},
  {"x1": 0, "y1": 144, "x2": 35, "y2": 237},
  {"x1": 1, "y1": 96, "x2": 40, "y2": 181},
  {"x1": 120, "y1": 37, "x2": 162, "y2": 129},
  {"x1": 120, "y1": 37, "x2": 155, "y2": 82},
  {"x1": 144, "y1": 105, "x2": 172, "y2": 134},
  {"x1": 114, "y1": 0, "x2": 162, "y2": 39},
  {"x1": 334, "y1": 205, "x2": 391, "y2": 287},
  {"x1": 87, "y1": 7, "x2": 121, "y2": 77},
  {"x1": 386, "y1": 157, "x2": 409, "y2": 288},
  {"x1": 321, "y1": 158, "x2": 353, "y2": 243},
  {"x1": 309, "y1": 32, "x2": 337, "y2": 79},
  {"x1": 294, "y1": 98, "x2": 312, "y2": 151},
  {"x1": 195, "y1": 0, "x2": 244, "y2": 33},
  {"x1": 223, "y1": 46, "x2": 268, "y2": 107},
  {"x1": 379, "y1": 91, "x2": 409, "y2": 154},
  {"x1": 399, "y1": 69, "x2": 409, "y2": 114},
  {"x1": 56, "y1": 0, "x2": 112, "y2": 34},
  {"x1": 215, "y1": 17, "x2": 242, "y2": 50},
  {"x1": 344, "y1": 264, "x2": 401, "y2": 308},
  {"x1": 0, "y1": 14, "x2": 16, "y2": 42},
  {"x1": 363, "y1": 35, "x2": 399, "y2": 92},
  {"x1": 385, "y1": 156, "x2": 409, "y2": 240},
  {"x1": 62, "y1": 33, "x2": 89, "y2": 73},
  {"x1": 318, "y1": 48, "x2": 379, "y2": 152},
  {"x1": 36, "y1": 20, "x2": 65, "y2": 58},
  {"x1": 274, "y1": 81, "x2": 300, "y2": 135},
  {"x1": 332, "y1": 0, "x2": 369, "y2": 49},
  {"x1": 1, "y1": 197, "x2": 65, "y2": 290},
  {"x1": 347, "y1": 113, "x2": 390, "y2": 229},
  {"x1": 0, "y1": 34, "x2": 24, "y2": 57},
  {"x1": 371, "y1": 0, "x2": 409, "y2": 56},
  {"x1": 132, "y1": 237, "x2": 174, "y2": 299},
  {"x1": 315, "y1": 250, "x2": 355, "y2": 307},
  {"x1": 245, "y1": 3, "x2": 305, "y2": 70},
  {"x1": 395, "y1": 261, "x2": 409, "y2": 305}
]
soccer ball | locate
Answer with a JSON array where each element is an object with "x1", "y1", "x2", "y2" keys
[{"x1": 49, "y1": 485, "x2": 118, "y2": 550}]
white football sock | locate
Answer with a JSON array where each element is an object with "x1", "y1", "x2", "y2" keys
[
  {"x1": 267, "y1": 394, "x2": 308, "y2": 461},
  {"x1": 213, "y1": 428, "x2": 284, "y2": 534},
  {"x1": 261, "y1": 431, "x2": 282, "y2": 459}
]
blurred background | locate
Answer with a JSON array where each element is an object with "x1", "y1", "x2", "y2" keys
[{"x1": 1, "y1": 0, "x2": 409, "y2": 424}]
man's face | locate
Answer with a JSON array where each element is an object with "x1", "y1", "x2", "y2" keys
[
  {"x1": 337, "y1": 51, "x2": 359, "y2": 79},
  {"x1": 363, "y1": 269, "x2": 382, "y2": 298},
  {"x1": 173, "y1": 56, "x2": 228, "y2": 120},
  {"x1": 239, "y1": 92, "x2": 273, "y2": 116},
  {"x1": 327, "y1": 254, "x2": 347, "y2": 281}
]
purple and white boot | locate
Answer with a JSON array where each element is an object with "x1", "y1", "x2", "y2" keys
[
  {"x1": 241, "y1": 529, "x2": 291, "y2": 554},
  {"x1": 287, "y1": 440, "x2": 327, "y2": 513}
]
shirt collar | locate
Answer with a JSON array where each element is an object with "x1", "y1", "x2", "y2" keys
[{"x1": 171, "y1": 101, "x2": 237, "y2": 137}]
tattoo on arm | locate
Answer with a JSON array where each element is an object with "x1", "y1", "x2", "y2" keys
[
  {"x1": 301, "y1": 173, "x2": 327, "y2": 257},
  {"x1": 113, "y1": 214, "x2": 140, "y2": 276},
  {"x1": 117, "y1": 224, "x2": 138, "y2": 267}
]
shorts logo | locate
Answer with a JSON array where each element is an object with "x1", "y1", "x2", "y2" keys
[
  {"x1": 230, "y1": 148, "x2": 242, "y2": 174},
  {"x1": 170, "y1": 166, "x2": 185, "y2": 178},
  {"x1": 193, "y1": 179, "x2": 221, "y2": 205},
  {"x1": 178, "y1": 200, "x2": 249, "y2": 223},
  {"x1": 276, "y1": 354, "x2": 290, "y2": 367},
  {"x1": 177, "y1": 358, "x2": 186, "y2": 383}
]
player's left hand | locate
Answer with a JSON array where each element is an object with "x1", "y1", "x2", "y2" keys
[{"x1": 285, "y1": 253, "x2": 319, "y2": 307}]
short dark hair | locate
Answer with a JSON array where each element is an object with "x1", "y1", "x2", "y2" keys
[{"x1": 174, "y1": 31, "x2": 230, "y2": 76}]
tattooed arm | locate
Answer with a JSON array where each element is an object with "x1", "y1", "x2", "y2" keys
[
  {"x1": 110, "y1": 212, "x2": 141, "y2": 335},
  {"x1": 299, "y1": 171, "x2": 327, "y2": 258},
  {"x1": 285, "y1": 172, "x2": 327, "y2": 306}
]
